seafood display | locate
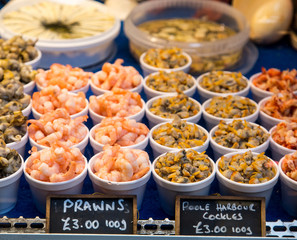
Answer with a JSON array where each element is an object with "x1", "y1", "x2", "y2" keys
[
  {"x1": 93, "y1": 117, "x2": 149, "y2": 146},
  {"x1": 205, "y1": 95, "x2": 257, "y2": 118},
  {"x1": 89, "y1": 88, "x2": 143, "y2": 117},
  {"x1": 138, "y1": 19, "x2": 236, "y2": 43},
  {"x1": 35, "y1": 63, "x2": 92, "y2": 91},
  {"x1": 149, "y1": 94, "x2": 199, "y2": 119},
  {"x1": 0, "y1": 35, "x2": 38, "y2": 63},
  {"x1": 143, "y1": 47, "x2": 188, "y2": 69},
  {"x1": 0, "y1": 59, "x2": 36, "y2": 85},
  {"x1": 154, "y1": 149, "x2": 213, "y2": 183},
  {"x1": 145, "y1": 71, "x2": 194, "y2": 93},
  {"x1": 252, "y1": 67, "x2": 297, "y2": 93},
  {"x1": 281, "y1": 152, "x2": 297, "y2": 181},
  {"x1": 0, "y1": 139, "x2": 22, "y2": 179},
  {"x1": 28, "y1": 108, "x2": 88, "y2": 148},
  {"x1": 152, "y1": 117, "x2": 207, "y2": 148},
  {"x1": 213, "y1": 120, "x2": 269, "y2": 149},
  {"x1": 218, "y1": 151, "x2": 276, "y2": 184},
  {"x1": 25, "y1": 145, "x2": 86, "y2": 182},
  {"x1": 2, "y1": 1, "x2": 116, "y2": 40},
  {"x1": 271, "y1": 121, "x2": 297, "y2": 149},
  {"x1": 199, "y1": 71, "x2": 247, "y2": 93},
  {"x1": 261, "y1": 91, "x2": 297, "y2": 121},
  {"x1": 32, "y1": 85, "x2": 87, "y2": 115},
  {"x1": 0, "y1": 79, "x2": 31, "y2": 111},
  {"x1": 0, "y1": 111, "x2": 27, "y2": 144},
  {"x1": 91, "y1": 59, "x2": 142, "y2": 91},
  {"x1": 92, "y1": 145, "x2": 150, "y2": 182}
]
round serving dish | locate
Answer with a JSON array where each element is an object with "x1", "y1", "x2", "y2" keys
[{"x1": 124, "y1": 0, "x2": 249, "y2": 75}]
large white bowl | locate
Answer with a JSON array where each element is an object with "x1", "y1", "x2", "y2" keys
[
  {"x1": 143, "y1": 71, "x2": 196, "y2": 100},
  {"x1": 89, "y1": 123, "x2": 149, "y2": 154},
  {"x1": 140, "y1": 50, "x2": 192, "y2": 77},
  {"x1": 90, "y1": 75, "x2": 143, "y2": 96},
  {"x1": 0, "y1": 0, "x2": 121, "y2": 68},
  {"x1": 29, "y1": 124, "x2": 89, "y2": 154},
  {"x1": 202, "y1": 96, "x2": 259, "y2": 130},
  {"x1": 88, "y1": 151, "x2": 152, "y2": 209},
  {"x1": 269, "y1": 126, "x2": 296, "y2": 161},
  {"x1": 279, "y1": 155, "x2": 297, "y2": 217},
  {"x1": 7, "y1": 131, "x2": 28, "y2": 159},
  {"x1": 23, "y1": 80, "x2": 36, "y2": 96},
  {"x1": 149, "y1": 122, "x2": 209, "y2": 159},
  {"x1": 196, "y1": 71, "x2": 250, "y2": 103},
  {"x1": 216, "y1": 151, "x2": 279, "y2": 207},
  {"x1": 210, "y1": 122, "x2": 270, "y2": 160},
  {"x1": 89, "y1": 97, "x2": 145, "y2": 125},
  {"x1": 21, "y1": 97, "x2": 32, "y2": 118},
  {"x1": 24, "y1": 48, "x2": 42, "y2": 69},
  {"x1": 152, "y1": 150, "x2": 215, "y2": 216},
  {"x1": 145, "y1": 94, "x2": 202, "y2": 128}
]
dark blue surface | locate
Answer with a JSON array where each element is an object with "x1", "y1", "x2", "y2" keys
[{"x1": 1, "y1": 22, "x2": 297, "y2": 223}]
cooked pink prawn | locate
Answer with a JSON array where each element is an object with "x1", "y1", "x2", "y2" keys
[
  {"x1": 35, "y1": 63, "x2": 92, "y2": 91},
  {"x1": 91, "y1": 59, "x2": 141, "y2": 91},
  {"x1": 93, "y1": 117, "x2": 149, "y2": 146},
  {"x1": 28, "y1": 108, "x2": 88, "y2": 148},
  {"x1": 32, "y1": 85, "x2": 87, "y2": 115},
  {"x1": 26, "y1": 145, "x2": 85, "y2": 183},
  {"x1": 89, "y1": 88, "x2": 142, "y2": 117},
  {"x1": 92, "y1": 145, "x2": 150, "y2": 182}
]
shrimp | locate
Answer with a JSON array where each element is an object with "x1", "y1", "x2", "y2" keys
[{"x1": 114, "y1": 158, "x2": 133, "y2": 181}]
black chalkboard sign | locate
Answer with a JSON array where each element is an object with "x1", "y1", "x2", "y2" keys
[
  {"x1": 176, "y1": 196, "x2": 266, "y2": 236},
  {"x1": 46, "y1": 195, "x2": 137, "y2": 234}
]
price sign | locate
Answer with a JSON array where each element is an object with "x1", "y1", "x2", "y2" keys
[
  {"x1": 176, "y1": 196, "x2": 266, "y2": 236},
  {"x1": 46, "y1": 195, "x2": 137, "y2": 234}
]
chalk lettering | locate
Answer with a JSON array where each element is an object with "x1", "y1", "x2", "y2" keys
[
  {"x1": 74, "y1": 199, "x2": 83, "y2": 212},
  {"x1": 61, "y1": 217, "x2": 71, "y2": 231},
  {"x1": 182, "y1": 201, "x2": 210, "y2": 211},
  {"x1": 106, "y1": 202, "x2": 115, "y2": 211},
  {"x1": 117, "y1": 199, "x2": 124, "y2": 211},
  {"x1": 203, "y1": 212, "x2": 243, "y2": 221},
  {"x1": 63, "y1": 199, "x2": 74, "y2": 213}
]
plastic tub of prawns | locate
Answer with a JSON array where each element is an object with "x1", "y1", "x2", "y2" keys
[
  {"x1": 88, "y1": 151, "x2": 152, "y2": 209},
  {"x1": 145, "y1": 94, "x2": 202, "y2": 128},
  {"x1": 89, "y1": 123, "x2": 148, "y2": 154},
  {"x1": 7, "y1": 131, "x2": 28, "y2": 159},
  {"x1": 29, "y1": 124, "x2": 89, "y2": 154},
  {"x1": 279, "y1": 154, "x2": 297, "y2": 217},
  {"x1": 152, "y1": 150, "x2": 216, "y2": 216},
  {"x1": 216, "y1": 151, "x2": 279, "y2": 207},
  {"x1": 201, "y1": 96, "x2": 259, "y2": 131},
  {"x1": 143, "y1": 71, "x2": 196, "y2": 100},
  {"x1": 0, "y1": 154, "x2": 24, "y2": 214},
  {"x1": 269, "y1": 125, "x2": 295, "y2": 161},
  {"x1": 32, "y1": 95, "x2": 89, "y2": 120},
  {"x1": 24, "y1": 156, "x2": 88, "y2": 214},
  {"x1": 149, "y1": 122, "x2": 209, "y2": 159},
  {"x1": 88, "y1": 96, "x2": 145, "y2": 125},
  {"x1": 209, "y1": 122, "x2": 270, "y2": 160}
]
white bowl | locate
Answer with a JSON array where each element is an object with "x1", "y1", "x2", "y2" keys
[
  {"x1": 7, "y1": 131, "x2": 28, "y2": 159},
  {"x1": 216, "y1": 151, "x2": 279, "y2": 207},
  {"x1": 196, "y1": 71, "x2": 250, "y2": 103},
  {"x1": 202, "y1": 96, "x2": 259, "y2": 131},
  {"x1": 89, "y1": 97, "x2": 145, "y2": 125},
  {"x1": 140, "y1": 50, "x2": 192, "y2": 77},
  {"x1": 145, "y1": 94, "x2": 202, "y2": 129},
  {"x1": 89, "y1": 123, "x2": 148, "y2": 154},
  {"x1": 21, "y1": 97, "x2": 32, "y2": 117},
  {"x1": 279, "y1": 155, "x2": 297, "y2": 217},
  {"x1": 0, "y1": 154, "x2": 23, "y2": 214},
  {"x1": 143, "y1": 71, "x2": 196, "y2": 100},
  {"x1": 90, "y1": 75, "x2": 143, "y2": 96},
  {"x1": 269, "y1": 126, "x2": 295, "y2": 161},
  {"x1": 152, "y1": 150, "x2": 215, "y2": 216},
  {"x1": 0, "y1": 0, "x2": 121, "y2": 68},
  {"x1": 32, "y1": 97, "x2": 89, "y2": 120},
  {"x1": 24, "y1": 48, "x2": 42, "y2": 69},
  {"x1": 23, "y1": 80, "x2": 36, "y2": 95},
  {"x1": 36, "y1": 79, "x2": 90, "y2": 94},
  {"x1": 258, "y1": 96, "x2": 283, "y2": 130},
  {"x1": 24, "y1": 156, "x2": 88, "y2": 214},
  {"x1": 29, "y1": 124, "x2": 89, "y2": 154},
  {"x1": 210, "y1": 122, "x2": 270, "y2": 160},
  {"x1": 149, "y1": 122, "x2": 209, "y2": 159},
  {"x1": 88, "y1": 151, "x2": 152, "y2": 209}
]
